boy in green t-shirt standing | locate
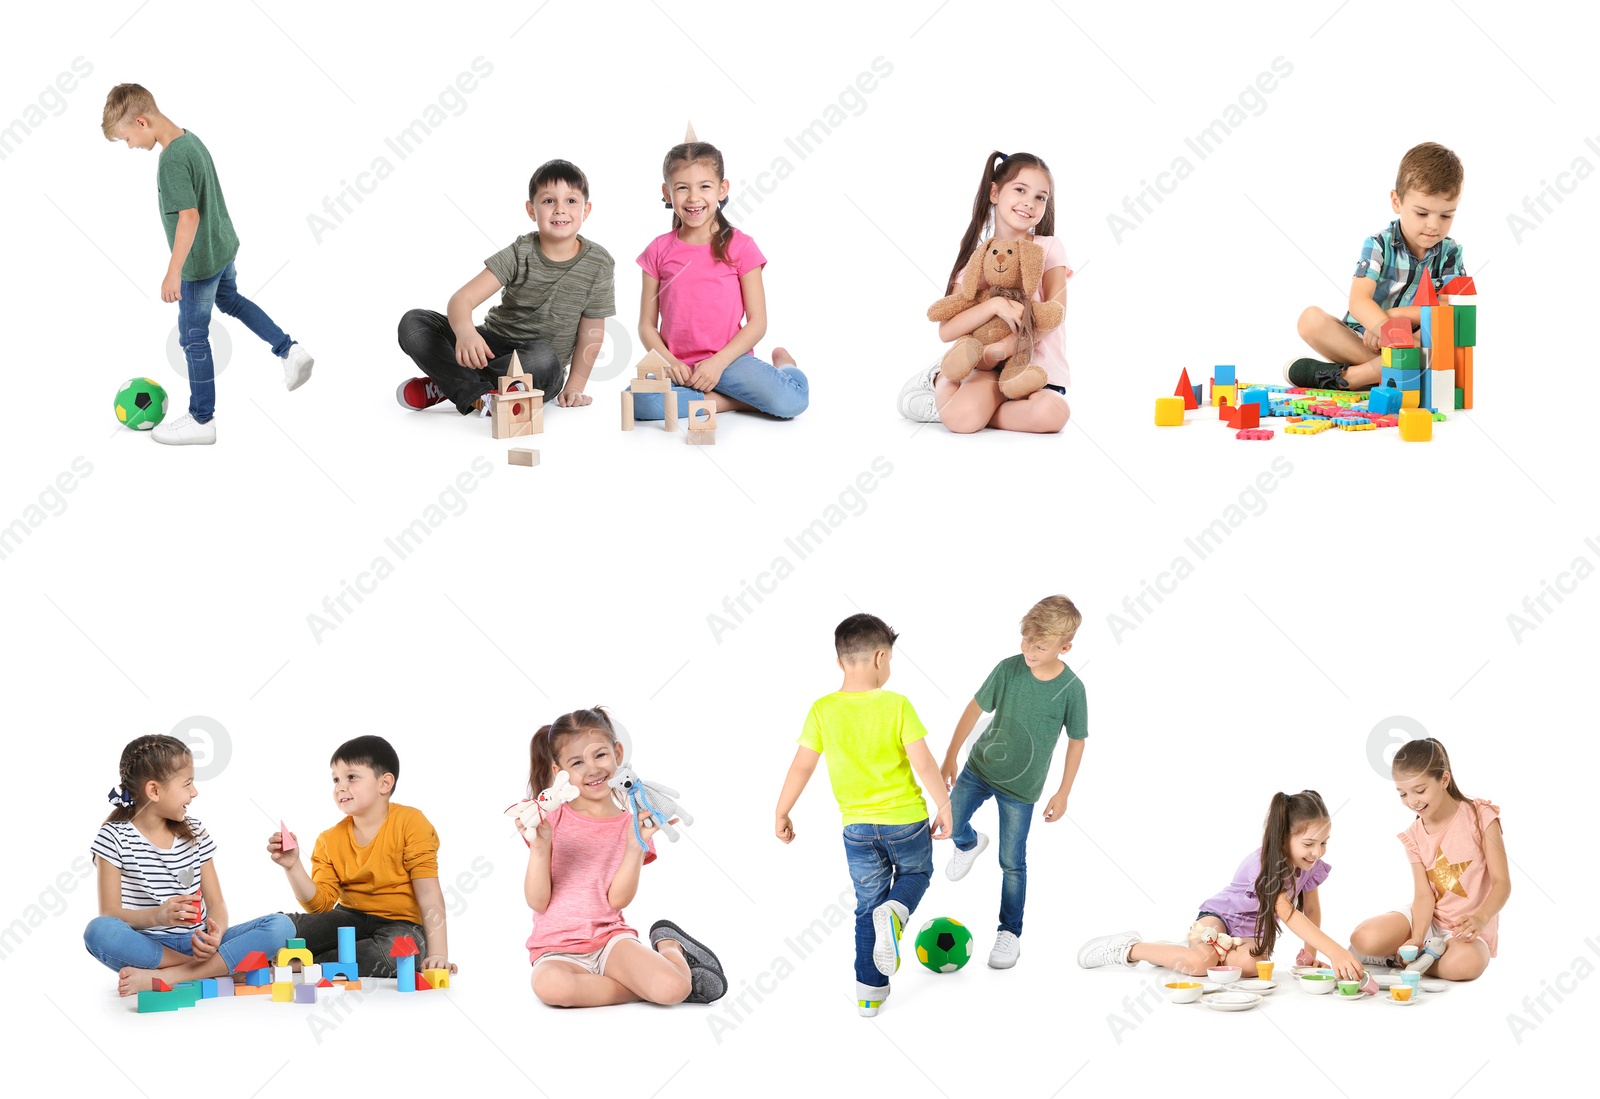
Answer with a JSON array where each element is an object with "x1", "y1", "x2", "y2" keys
[
  {"x1": 103, "y1": 85, "x2": 314, "y2": 446},
  {"x1": 940, "y1": 595, "x2": 1089, "y2": 970},
  {"x1": 775, "y1": 613, "x2": 951, "y2": 1018}
]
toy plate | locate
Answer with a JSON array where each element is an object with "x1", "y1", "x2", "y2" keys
[
  {"x1": 1203, "y1": 991, "x2": 1262, "y2": 1012},
  {"x1": 1382, "y1": 993, "x2": 1419, "y2": 1006},
  {"x1": 1235, "y1": 979, "x2": 1277, "y2": 994}
]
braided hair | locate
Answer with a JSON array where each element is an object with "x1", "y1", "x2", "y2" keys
[{"x1": 104, "y1": 734, "x2": 200, "y2": 843}]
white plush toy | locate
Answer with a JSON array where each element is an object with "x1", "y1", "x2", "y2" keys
[
  {"x1": 1187, "y1": 920, "x2": 1249, "y2": 960},
  {"x1": 503, "y1": 770, "x2": 580, "y2": 843}
]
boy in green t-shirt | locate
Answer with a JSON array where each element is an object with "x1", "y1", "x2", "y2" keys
[
  {"x1": 103, "y1": 85, "x2": 314, "y2": 447},
  {"x1": 775, "y1": 613, "x2": 951, "y2": 1017},
  {"x1": 394, "y1": 159, "x2": 615, "y2": 416},
  {"x1": 940, "y1": 595, "x2": 1089, "y2": 970}
]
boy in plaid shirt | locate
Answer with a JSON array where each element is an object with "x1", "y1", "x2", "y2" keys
[{"x1": 1285, "y1": 142, "x2": 1468, "y2": 392}]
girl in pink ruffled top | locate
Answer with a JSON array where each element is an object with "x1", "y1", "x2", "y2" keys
[{"x1": 1350, "y1": 738, "x2": 1510, "y2": 981}]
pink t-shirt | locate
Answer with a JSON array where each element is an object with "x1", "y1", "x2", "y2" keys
[
  {"x1": 1399, "y1": 798, "x2": 1501, "y2": 956},
  {"x1": 525, "y1": 802, "x2": 656, "y2": 963},
  {"x1": 637, "y1": 227, "x2": 767, "y2": 366},
  {"x1": 948, "y1": 234, "x2": 1074, "y2": 387}
]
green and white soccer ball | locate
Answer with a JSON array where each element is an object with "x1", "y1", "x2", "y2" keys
[
  {"x1": 914, "y1": 916, "x2": 973, "y2": 973},
  {"x1": 115, "y1": 377, "x2": 168, "y2": 430}
]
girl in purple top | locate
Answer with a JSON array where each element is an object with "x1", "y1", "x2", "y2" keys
[
  {"x1": 628, "y1": 139, "x2": 809, "y2": 423},
  {"x1": 1078, "y1": 790, "x2": 1363, "y2": 979}
]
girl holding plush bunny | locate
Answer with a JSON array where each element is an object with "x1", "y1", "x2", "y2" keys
[
  {"x1": 516, "y1": 707, "x2": 727, "y2": 1007},
  {"x1": 898, "y1": 150, "x2": 1073, "y2": 433},
  {"x1": 628, "y1": 136, "x2": 809, "y2": 423},
  {"x1": 1347, "y1": 738, "x2": 1508, "y2": 981},
  {"x1": 1077, "y1": 790, "x2": 1365, "y2": 980}
]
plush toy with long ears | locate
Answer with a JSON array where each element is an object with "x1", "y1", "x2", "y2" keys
[{"x1": 927, "y1": 237, "x2": 1064, "y2": 400}]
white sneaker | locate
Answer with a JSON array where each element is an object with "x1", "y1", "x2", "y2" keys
[
  {"x1": 283, "y1": 343, "x2": 314, "y2": 391},
  {"x1": 945, "y1": 832, "x2": 990, "y2": 881},
  {"x1": 989, "y1": 930, "x2": 1020, "y2": 969},
  {"x1": 1077, "y1": 930, "x2": 1140, "y2": 969},
  {"x1": 897, "y1": 362, "x2": 940, "y2": 422},
  {"x1": 153, "y1": 412, "x2": 217, "y2": 446},
  {"x1": 855, "y1": 980, "x2": 889, "y2": 1017},
  {"x1": 871, "y1": 899, "x2": 908, "y2": 977}
]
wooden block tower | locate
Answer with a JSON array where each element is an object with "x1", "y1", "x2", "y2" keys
[{"x1": 490, "y1": 351, "x2": 544, "y2": 440}]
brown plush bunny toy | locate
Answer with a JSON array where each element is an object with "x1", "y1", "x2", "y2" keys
[{"x1": 927, "y1": 238, "x2": 1064, "y2": 400}]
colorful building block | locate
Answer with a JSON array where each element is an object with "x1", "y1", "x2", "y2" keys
[
  {"x1": 1212, "y1": 364, "x2": 1236, "y2": 387},
  {"x1": 1236, "y1": 428, "x2": 1274, "y2": 439},
  {"x1": 1211, "y1": 383, "x2": 1236, "y2": 407},
  {"x1": 1155, "y1": 396, "x2": 1185, "y2": 426},
  {"x1": 1398, "y1": 408, "x2": 1432, "y2": 442},
  {"x1": 1455, "y1": 346, "x2": 1473, "y2": 408},
  {"x1": 280, "y1": 823, "x2": 296, "y2": 853},
  {"x1": 271, "y1": 982, "x2": 295, "y2": 1002},
  {"x1": 1430, "y1": 305, "x2": 1455, "y2": 382},
  {"x1": 1285, "y1": 420, "x2": 1332, "y2": 435},
  {"x1": 396, "y1": 954, "x2": 416, "y2": 993},
  {"x1": 137, "y1": 988, "x2": 200, "y2": 1013},
  {"x1": 277, "y1": 946, "x2": 314, "y2": 969},
  {"x1": 1367, "y1": 387, "x2": 1402, "y2": 415},
  {"x1": 1222, "y1": 402, "x2": 1260, "y2": 430},
  {"x1": 1378, "y1": 316, "x2": 1413, "y2": 348},
  {"x1": 422, "y1": 968, "x2": 451, "y2": 989},
  {"x1": 1174, "y1": 368, "x2": 1199, "y2": 411},
  {"x1": 1428, "y1": 368, "x2": 1455, "y2": 417},
  {"x1": 1240, "y1": 387, "x2": 1270, "y2": 411},
  {"x1": 1453, "y1": 303, "x2": 1476, "y2": 346},
  {"x1": 294, "y1": 983, "x2": 317, "y2": 1004},
  {"x1": 199, "y1": 978, "x2": 218, "y2": 999},
  {"x1": 215, "y1": 976, "x2": 234, "y2": 997}
]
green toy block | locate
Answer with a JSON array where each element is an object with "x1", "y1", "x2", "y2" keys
[
  {"x1": 1454, "y1": 304, "x2": 1476, "y2": 347},
  {"x1": 1455, "y1": 387, "x2": 1464, "y2": 410},
  {"x1": 1432, "y1": 411, "x2": 1447, "y2": 421},
  {"x1": 1390, "y1": 347, "x2": 1422, "y2": 371},
  {"x1": 286, "y1": 938, "x2": 307, "y2": 950},
  {"x1": 136, "y1": 985, "x2": 202, "y2": 1013}
]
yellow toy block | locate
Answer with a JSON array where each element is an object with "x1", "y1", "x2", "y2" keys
[
  {"x1": 271, "y1": 981, "x2": 295, "y2": 1002},
  {"x1": 276, "y1": 947, "x2": 314, "y2": 968},
  {"x1": 1285, "y1": 420, "x2": 1332, "y2": 435},
  {"x1": 1398, "y1": 408, "x2": 1432, "y2": 442},
  {"x1": 1154, "y1": 396, "x2": 1184, "y2": 426},
  {"x1": 1211, "y1": 383, "x2": 1236, "y2": 407},
  {"x1": 1401, "y1": 389, "x2": 1421, "y2": 409},
  {"x1": 422, "y1": 968, "x2": 451, "y2": 989},
  {"x1": 1381, "y1": 347, "x2": 1392, "y2": 367}
]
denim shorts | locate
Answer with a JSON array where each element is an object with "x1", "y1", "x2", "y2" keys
[{"x1": 1196, "y1": 910, "x2": 1234, "y2": 936}]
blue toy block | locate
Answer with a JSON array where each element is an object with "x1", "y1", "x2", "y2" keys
[
  {"x1": 1380, "y1": 367, "x2": 1422, "y2": 392},
  {"x1": 1240, "y1": 387, "x2": 1269, "y2": 411},
  {"x1": 199, "y1": 978, "x2": 218, "y2": 999},
  {"x1": 1418, "y1": 306, "x2": 1432, "y2": 348},
  {"x1": 337, "y1": 926, "x2": 356, "y2": 962},
  {"x1": 1192, "y1": 384, "x2": 1203, "y2": 406},
  {"x1": 323, "y1": 961, "x2": 358, "y2": 981},
  {"x1": 1213, "y1": 364, "x2": 1236, "y2": 386},
  {"x1": 1368, "y1": 387, "x2": 1402, "y2": 415},
  {"x1": 245, "y1": 968, "x2": 272, "y2": 986},
  {"x1": 1269, "y1": 401, "x2": 1293, "y2": 417},
  {"x1": 397, "y1": 953, "x2": 416, "y2": 993}
]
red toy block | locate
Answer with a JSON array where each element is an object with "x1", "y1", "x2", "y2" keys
[
  {"x1": 236, "y1": 951, "x2": 271, "y2": 973},
  {"x1": 1378, "y1": 316, "x2": 1413, "y2": 348},
  {"x1": 1413, "y1": 274, "x2": 1438, "y2": 307},
  {"x1": 1222, "y1": 403, "x2": 1260, "y2": 430},
  {"x1": 1236, "y1": 428, "x2": 1274, "y2": 440},
  {"x1": 280, "y1": 822, "x2": 296, "y2": 852},
  {"x1": 1441, "y1": 275, "x2": 1476, "y2": 296},
  {"x1": 1174, "y1": 367, "x2": 1198, "y2": 411},
  {"x1": 317, "y1": 978, "x2": 334, "y2": 988},
  {"x1": 414, "y1": 971, "x2": 433, "y2": 990},
  {"x1": 389, "y1": 936, "x2": 420, "y2": 958},
  {"x1": 152, "y1": 978, "x2": 172, "y2": 992}
]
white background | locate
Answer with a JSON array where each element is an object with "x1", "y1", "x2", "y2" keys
[{"x1": 2, "y1": 1, "x2": 1596, "y2": 1095}]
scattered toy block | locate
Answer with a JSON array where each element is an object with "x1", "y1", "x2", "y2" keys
[
  {"x1": 280, "y1": 824, "x2": 296, "y2": 853},
  {"x1": 294, "y1": 983, "x2": 317, "y2": 1004},
  {"x1": 271, "y1": 982, "x2": 295, "y2": 1002},
  {"x1": 317, "y1": 978, "x2": 334, "y2": 988},
  {"x1": 1399, "y1": 408, "x2": 1433, "y2": 442},
  {"x1": 508, "y1": 447, "x2": 539, "y2": 467},
  {"x1": 334, "y1": 980, "x2": 363, "y2": 991},
  {"x1": 1212, "y1": 364, "x2": 1236, "y2": 387},
  {"x1": 1337, "y1": 420, "x2": 1376, "y2": 431},
  {"x1": 151, "y1": 977, "x2": 171, "y2": 992},
  {"x1": 137, "y1": 989, "x2": 198, "y2": 1013},
  {"x1": 1155, "y1": 396, "x2": 1185, "y2": 427},
  {"x1": 414, "y1": 970, "x2": 433, "y2": 990},
  {"x1": 1432, "y1": 410, "x2": 1447, "y2": 421},
  {"x1": 422, "y1": 968, "x2": 451, "y2": 989},
  {"x1": 199, "y1": 978, "x2": 217, "y2": 999},
  {"x1": 397, "y1": 954, "x2": 416, "y2": 993},
  {"x1": 1236, "y1": 428, "x2": 1274, "y2": 439},
  {"x1": 233, "y1": 984, "x2": 270, "y2": 996},
  {"x1": 1368, "y1": 387, "x2": 1402, "y2": 415},
  {"x1": 1222, "y1": 403, "x2": 1260, "y2": 430},
  {"x1": 215, "y1": 977, "x2": 234, "y2": 997},
  {"x1": 1174, "y1": 368, "x2": 1199, "y2": 411},
  {"x1": 620, "y1": 390, "x2": 635, "y2": 431},
  {"x1": 1285, "y1": 420, "x2": 1332, "y2": 435},
  {"x1": 1240, "y1": 387, "x2": 1270, "y2": 411}
]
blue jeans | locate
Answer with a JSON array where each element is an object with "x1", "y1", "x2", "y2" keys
[
  {"x1": 949, "y1": 765, "x2": 1034, "y2": 936},
  {"x1": 628, "y1": 353, "x2": 809, "y2": 420},
  {"x1": 179, "y1": 259, "x2": 294, "y2": 422},
  {"x1": 83, "y1": 912, "x2": 296, "y2": 972},
  {"x1": 843, "y1": 820, "x2": 932, "y2": 987}
]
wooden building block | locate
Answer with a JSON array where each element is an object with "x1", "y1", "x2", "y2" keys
[
  {"x1": 686, "y1": 429, "x2": 716, "y2": 444},
  {"x1": 663, "y1": 398, "x2": 678, "y2": 432},
  {"x1": 633, "y1": 348, "x2": 672, "y2": 381},
  {"x1": 620, "y1": 390, "x2": 635, "y2": 430},
  {"x1": 630, "y1": 377, "x2": 671, "y2": 394},
  {"x1": 508, "y1": 448, "x2": 539, "y2": 467},
  {"x1": 687, "y1": 400, "x2": 717, "y2": 431}
]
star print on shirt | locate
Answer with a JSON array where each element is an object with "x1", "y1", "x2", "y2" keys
[{"x1": 1427, "y1": 849, "x2": 1472, "y2": 898}]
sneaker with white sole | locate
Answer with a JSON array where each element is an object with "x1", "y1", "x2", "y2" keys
[
  {"x1": 152, "y1": 412, "x2": 217, "y2": 446},
  {"x1": 856, "y1": 981, "x2": 890, "y2": 1017},
  {"x1": 945, "y1": 832, "x2": 990, "y2": 881},
  {"x1": 396, "y1": 376, "x2": 448, "y2": 410},
  {"x1": 283, "y1": 343, "x2": 314, "y2": 391},
  {"x1": 1077, "y1": 930, "x2": 1141, "y2": 969},
  {"x1": 989, "y1": 930, "x2": 1020, "y2": 969},
  {"x1": 872, "y1": 899, "x2": 909, "y2": 977},
  {"x1": 897, "y1": 362, "x2": 941, "y2": 422}
]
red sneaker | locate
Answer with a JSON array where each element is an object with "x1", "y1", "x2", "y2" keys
[{"x1": 396, "y1": 377, "x2": 447, "y2": 410}]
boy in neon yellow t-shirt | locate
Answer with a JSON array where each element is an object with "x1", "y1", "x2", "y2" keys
[{"x1": 775, "y1": 613, "x2": 951, "y2": 1017}]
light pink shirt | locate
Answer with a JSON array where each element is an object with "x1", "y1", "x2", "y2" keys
[
  {"x1": 525, "y1": 803, "x2": 655, "y2": 962},
  {"x1": 949, "y1": 234, "x2": 1073, "y2": 387},
  {"x1": 638, "y1": 227, "x2": 767, "y2": 366},
  {"x1": 1399, "y1": 798, "x2": 1501, "y2": 956}
]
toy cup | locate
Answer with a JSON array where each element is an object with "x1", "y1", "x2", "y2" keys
[
  {"x1": 1400, "y1": 972, "x2": 1422, "y2": 992},
  {"x1": 1337, "y1": 980, "x2": 1361, "y2": 997},
  {"x1": 1208, "y1": 966, "x2": 1241, "y2": 986},
  {"x1": 1399, "y1": 945, "x2": 1420, "y2": 963},
  {"x1": 1255, "y1": 961, "x2": 1275, "y2": 981},
  {"x1": 1392, "y1": 985, "x2": 1414, "y2": 1002}
]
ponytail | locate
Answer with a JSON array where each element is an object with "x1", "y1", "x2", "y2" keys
[
  {"x1": 662, "y1": 141, "x2": 736, "y2": 267},
  {"x1": 528, "y1": 707, "x2": 620, "y2": 796},
  {"x1": 1392, "y1": 737, "x2": 1480, "y2": 843},
  {"x1": 1251, "y1": 789, "x2": 1328, "y2": 959}
]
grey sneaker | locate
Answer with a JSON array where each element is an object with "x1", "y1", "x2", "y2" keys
[
  {"x1": 1282, "y1": 357, "x2": 1354, "y2": 391},
  {"x1": 872, "y1": 899, "x2": 909, "y2": 977},
  {"x1": 856, "y1": 980, "x2": 890, "y2": 1017},
  {"x1": 897, "y1": 362, "x2": 940, "y2": 422},
  {"x1": 989, "y1": 930, "x2": 1020, "y2": 969},
  {"x1": 1077, "y1": 930, "x2": 1140, "y2": 969},
  {"x1": 945, "y1": 832, "x2": 990, "y2": 881}
]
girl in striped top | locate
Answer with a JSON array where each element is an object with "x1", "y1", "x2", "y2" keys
[{"x1": 85, "y1": 735, "x2": 294, "y2": 995}]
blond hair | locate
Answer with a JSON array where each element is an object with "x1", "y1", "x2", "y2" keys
[
  {"x1": 1022, "y1": 595, "x2": 1081, "y2": 642},
  {"x1": 1395, "y1": 142, "x2": 1463, "y2": 199},
  {"x1": 102, "y1": 83, "x2": 160, "y2": 140}
]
